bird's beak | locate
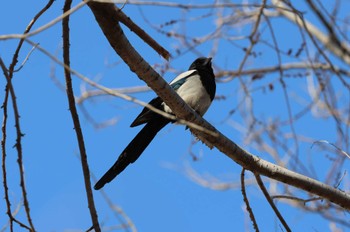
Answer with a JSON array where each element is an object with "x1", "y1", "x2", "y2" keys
[{"x1": 204, "y1": 57, "x2": 212, "y2": 66}]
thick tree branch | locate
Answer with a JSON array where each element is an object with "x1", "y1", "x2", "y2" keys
[{"x1": 87, "y1": 2, "x2": 350, "y2": 210}]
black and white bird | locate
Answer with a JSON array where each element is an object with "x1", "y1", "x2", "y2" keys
[{"x1": 94, "y1": 57, "x2": 216, "y2": 190}]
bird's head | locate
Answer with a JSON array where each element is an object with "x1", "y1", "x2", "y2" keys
[{"x1": 188, "y1": 57, "x2": 213, "y2": 72}]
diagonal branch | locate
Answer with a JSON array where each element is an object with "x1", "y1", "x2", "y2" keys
[
  {"x1": 255, "y1": 173, "x2": 291, "y2": 232},
  {"x1": 114, "y1": 7, "x2": 170, "y2": 60},
  {"x1": 87, "y1": 2, "x2": 350, "y2": 210}
]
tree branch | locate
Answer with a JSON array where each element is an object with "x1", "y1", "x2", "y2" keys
[
  {"x1": 63, "y1": 0, "x2": 101, "y2": 231},
  {"x1": 255, "y1": 174, "x2": 291, "y2": 232},
  {"x1": 216, "y1": 62, "x2": 350, "y2": 80},
  {"x1": 114, "y1": 7, "x2": 170, "y2": 60},
  {"x1": 241, "y1": 169, "x2": 259, "y2": 232}
]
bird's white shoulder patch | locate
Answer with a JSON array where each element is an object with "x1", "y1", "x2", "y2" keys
[{"x1": 169, "y1": 70, "x2": 197, "y2": 85}]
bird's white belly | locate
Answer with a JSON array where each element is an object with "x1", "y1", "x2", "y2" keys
[{"x1": 163, "y1": 75, "x2": 211, "y2": 116}]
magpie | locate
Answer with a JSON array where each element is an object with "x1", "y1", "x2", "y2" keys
[{"x1": 94, "y1": 57, "x2": 216, "y2": 190}]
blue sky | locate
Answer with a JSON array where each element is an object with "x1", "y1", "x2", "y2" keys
[{"x1": 1, "y1": 1, "x2": 349, "y2": 231}]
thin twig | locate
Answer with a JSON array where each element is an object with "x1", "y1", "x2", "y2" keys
[
  {"x1": 254, "y1": 174, "x2": 291, "y2": 232},
  {"x1": 233, "y1": 0, "x2": 267, "y2": 138},
  {"x1": 0, "y1": 56, "x2": 35, "y2": 232},
  {"x1": 94, "y1": 0, "x2": 291, "y2": 11},
  {"x1": 13, "y1": 43, "x2": 39, "y2": 72},
  {"x1": 216, "y1": 62, "x2": 350, "y2": 81},
  {"x1": 241, "y1": 169, "x2": 259, "y2": 232},
  {"x1": 1, "y1": 58, "x2": 14, "y2": 232},
  {"x1": 76, "y1": 85, "x2": 151, "y2": 104},
  {"x1": 264, "y1": 9, "x2": 301, "y2": 170},
  {"x1": 311, "y1": 140, "x2": 350, "y2": 159},
  {"x1": 236, "y1": 0, "x2": 267, "y2": 89},
  {"x1": 272, "y1": 195, "x2": 323, "y2": 204}
]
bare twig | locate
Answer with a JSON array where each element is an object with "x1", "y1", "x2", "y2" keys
[
  {"x1": 241, "y1": 169, "x2": 259, "y2": 232},
  {"x1": 254, "y1": 174, "x2": 291, "y2": 232},
  {"x1": 272, "y1": 195, "x2": 323, "y2": 204},
  {"x1": 0, "y1": 60, "x2": 30, "y2": 232},
  {"x1": 216, "y1": 62, "x2": 350, "y2": 80},
  {"x1": 76, "y1": 85, "x2": 150, "y2": 104},
  {"x1": 94, "y1": 0, "x2": 289, "y2": 11},
  {"x1": 0, "y1": 56, "x2": 35, "y2": 232},
  {"x1": 12, "y1": 44, "x2": 39, "y2": 72},
  {"x1": 236, "y1": 0, "x2": 267, "y2": 90},
  {"x1": 311, "y1": 140, "x2": 350, "y2": 159},
  {"x1": 264, "y1": 9, "x2": 301, "y2": 170},
  {"x1": 0, "y1": 57, "x2": 13, "y2": 232}
]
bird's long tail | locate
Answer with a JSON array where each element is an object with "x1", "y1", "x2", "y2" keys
[{"x1": 94, "y1": 117, "x2": 170, "y2": 190}]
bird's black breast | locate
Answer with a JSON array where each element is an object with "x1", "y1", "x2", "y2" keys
[{"x1": 197, "y1": 69, "x2": 216, "y2": 101}]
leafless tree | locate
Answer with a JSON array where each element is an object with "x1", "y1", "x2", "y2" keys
[{"x1": 1, "y1": 0, "x2": 350, "y2": 231}]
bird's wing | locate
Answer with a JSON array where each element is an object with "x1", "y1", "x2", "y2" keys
[{"x1": 130, "y1": 97, "x2": 163, "y2": 127}]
